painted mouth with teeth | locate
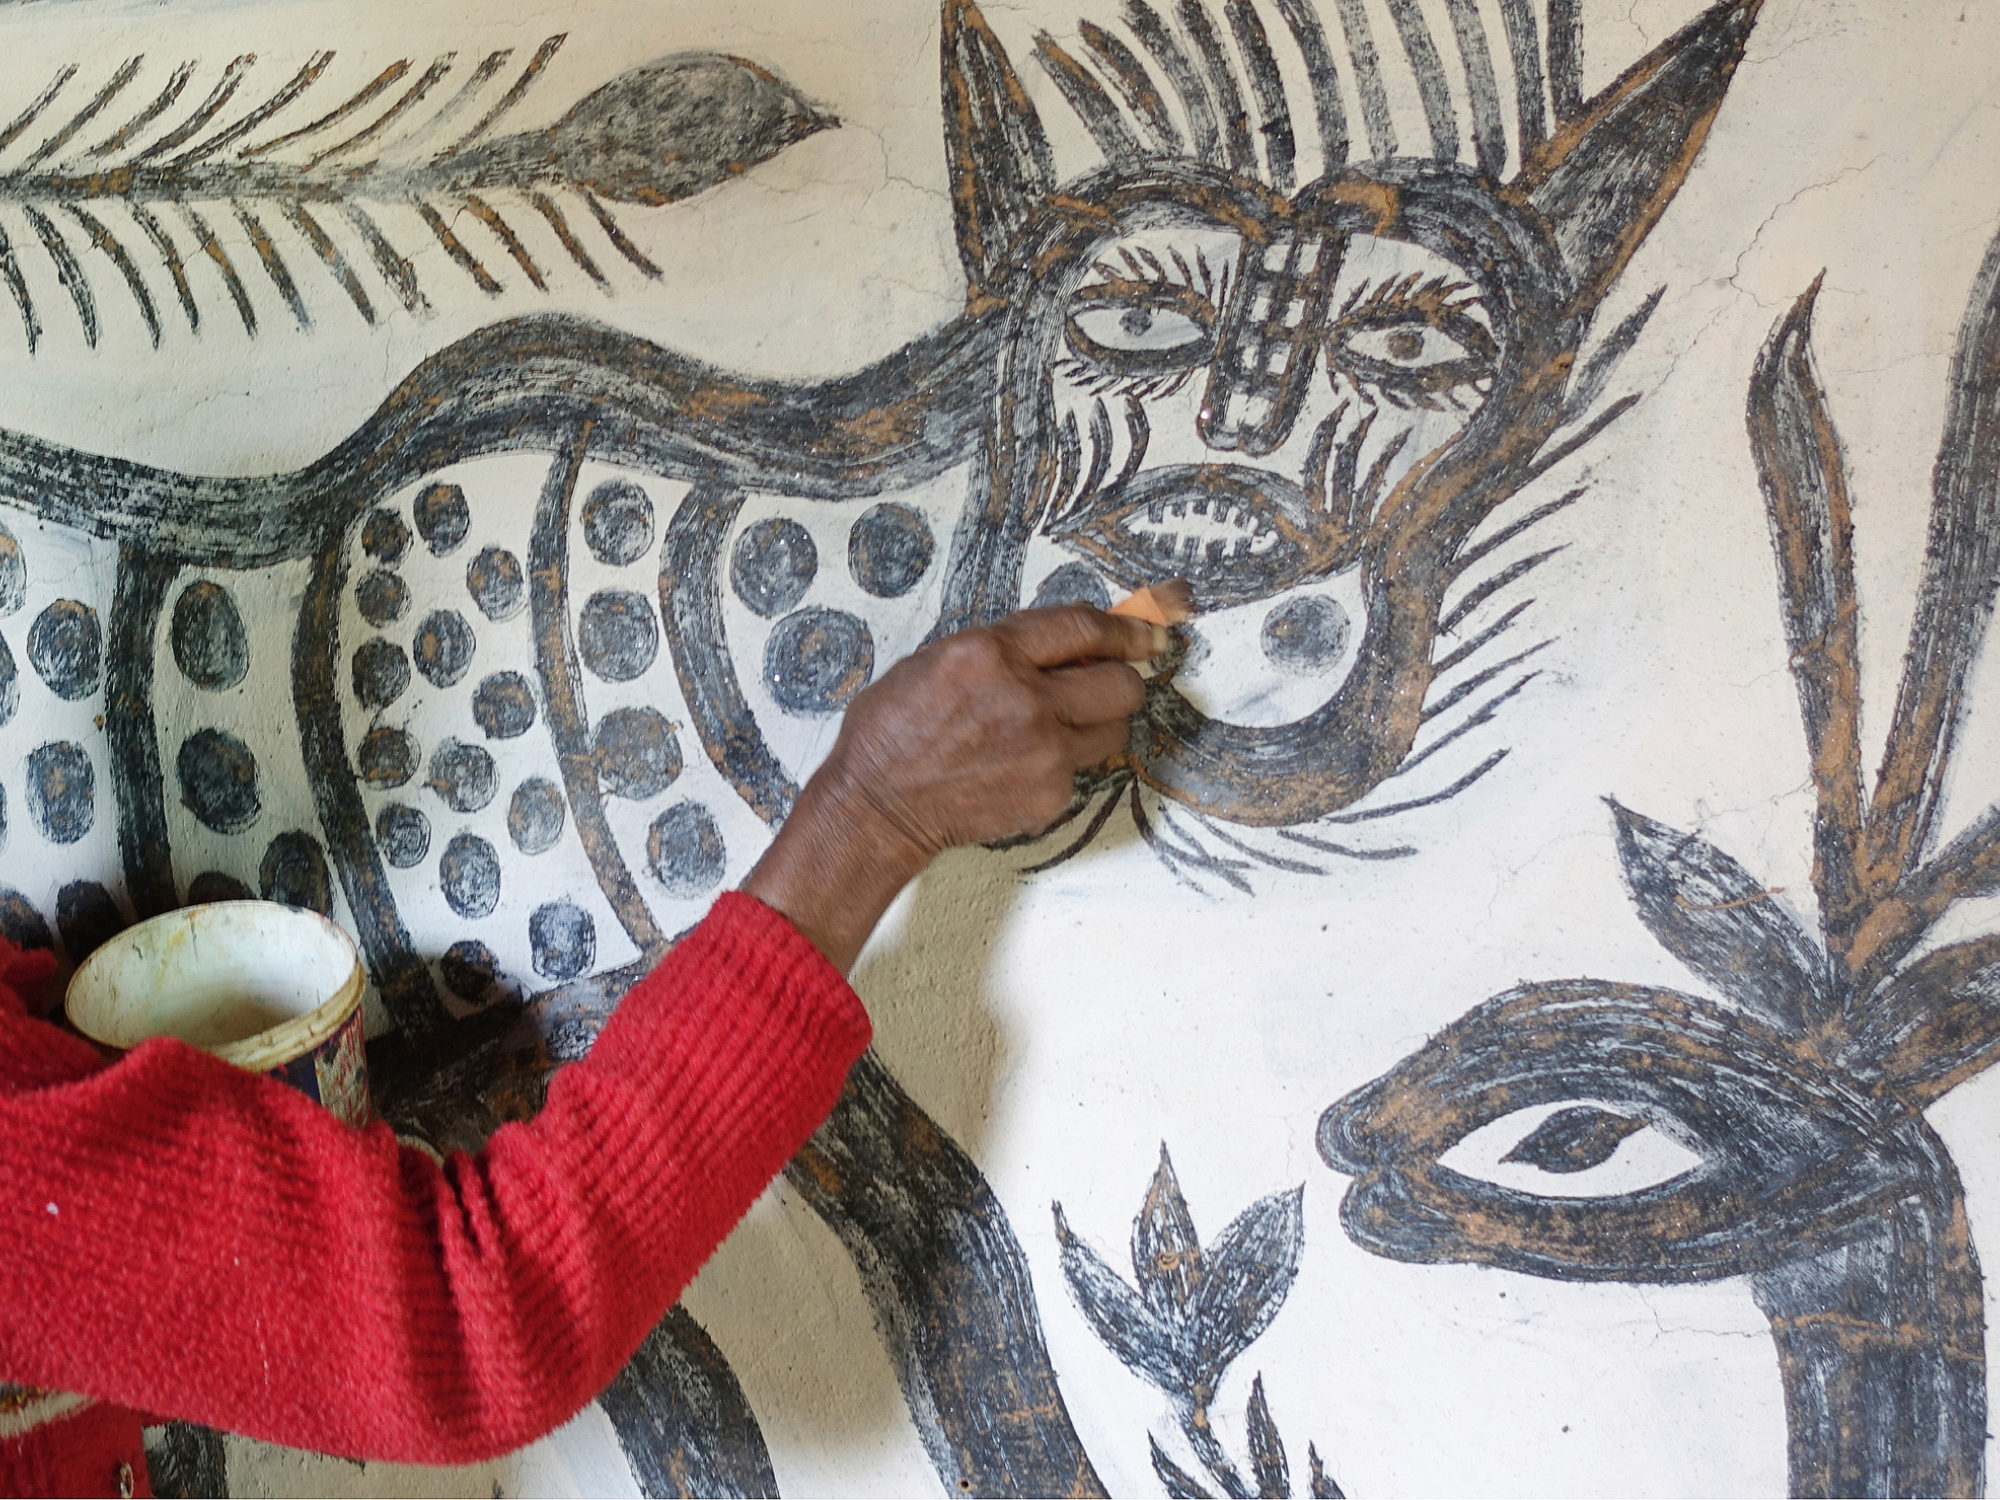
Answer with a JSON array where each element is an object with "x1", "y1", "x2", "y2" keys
[{"x1": 1046, "y1": 464, "x2": 1355, "y2": 607}]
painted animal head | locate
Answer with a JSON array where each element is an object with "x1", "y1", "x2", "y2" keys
[
  {"x1": 1318, "y1": 245, "x2": 2000, "y2": 1495},
  {"x1": 937, "y1": 0, "x2": 1762, "y2": 838}
]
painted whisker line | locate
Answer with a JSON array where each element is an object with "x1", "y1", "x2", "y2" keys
[
  {"x1": 1454, "y1": 486, "x2": 1584, "y2": 575},
  {"x1": 1019, "y1": 786, "x2": 1130, "y2": 873},
  {"x1": 1432, "y1": 597, "x2": 1532, "y2": 676},
  {"x1": 1528, "y1": 392, "x2": 1641, "y2": 481},
  {"x1": 1562, "y1": 285, "x2": 1665, "y2": 423},
  {"x1": 1312, "y1": 749, "x2": 1510, "y2": 825},
  {"x1": 1394, "y1": 669, "x2": 1540, "y2": 777},
  {"x1": 1117, "y1": 397, "x2": 1150, "y2": 485},
  {"x1": 1275, "y1": 827, "x2": 1418, "y2": 858},
  {"x1": 1130, "y1": 785, "x2": 1253, "y2": 894},
  {"x1": 1189, "y1": 811, "x2": 1329, "y2": 874},
  {"x1": 1422, "y1": 638, "x2": 1553, "y2": 720},
  {"x1": 1440, "y1": 545, "x2": 1561, "y2": 634}
]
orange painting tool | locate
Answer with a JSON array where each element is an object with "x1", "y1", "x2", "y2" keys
[{"x1": 1107, "y1": 579, "x2": 1195, "y2": 627}]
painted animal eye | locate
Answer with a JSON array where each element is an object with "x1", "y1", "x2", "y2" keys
[
  {"x1": 1341, "y1": 321, "x2": 1469, "y2": 370},
  {"x1": 1066, "y1": 281, "x2": 1217, "y2": 375},
  {"x1": 1325, "y1": 275, "x2": 1498, "y2": 406},
  {"x1": 1437, "y1": 1101, "x2": 1705, "y2": 1200}
]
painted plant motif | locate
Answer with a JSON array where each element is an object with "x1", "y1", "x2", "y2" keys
[
  {"x1": 0, "y1": 40, "x2": 833, "y2": 345},
  {"x1": 1055, "y1": 1147, "x2": 1336, "y2": 1498},
  {"x1": 0, "y1": 0, "x2": 1768, "y2": 1494},
  {"x1": 1321, "y1": 232, "x2": 2000, "y2": 1498}
]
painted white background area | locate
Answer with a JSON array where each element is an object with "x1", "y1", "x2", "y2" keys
[{"x1": 0, "y1": 0, "x2": 1992, "y2": 1493}]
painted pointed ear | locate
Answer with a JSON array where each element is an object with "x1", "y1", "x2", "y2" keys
[
  {"x1": 1506, "y1": 0, "x2": 1762, "y2": 313},
  {"x1": 943, "y1": 0, "x2": 1056, "y2": 302}
]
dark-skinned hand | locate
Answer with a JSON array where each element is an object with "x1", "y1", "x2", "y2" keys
[{"x1": 741, "y1": 605, "x2": 1165, "y2": 971}]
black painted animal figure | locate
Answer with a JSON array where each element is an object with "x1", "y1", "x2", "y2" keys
[
  {"x1": 0, "y1": 2, "x2": 1764, "y2": 1494},
  {"x1": 1320, "y1": 239, "x2": 2000, "y2": 1498},
  {"x1": 934, "y1": 0, "x2": 1762, "y2": 880}
]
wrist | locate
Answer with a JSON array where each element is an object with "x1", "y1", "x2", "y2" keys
[{"x1": 740, "y1": 761, "x2": 932, "y2": 972}]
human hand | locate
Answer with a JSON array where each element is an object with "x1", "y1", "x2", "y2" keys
[{"x1": 742, "y1": 605, "x2": 1164, "y2": 971}]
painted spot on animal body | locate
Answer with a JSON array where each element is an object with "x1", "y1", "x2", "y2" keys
[
  {"x1": 440, "y1": 833, "x2": 501, "y2": 919},
  {"x1": 530, "y1": 899, "x2": 595, "y2": 980},
  {"x1": 578, "y1": 589, "x2": 658, "y2": 681},
  {"x1": 361, "y1": 507, "x2": 411, "y2": 565},
  {"x1": 171, "y1": 581, "x2": 250, "y2": 692},
  {"x1": 473, "y1": 672, "x2": 538, "y2": 740},
  {"x1": 355, "y1": 569, "x2": 410, "y2": 626},
  {"x1": 28, "y1": 600, "x2": 101, "y2": 700},
  {"x1": 730, "y1": 518, "x2": 816, "y2": 617},
  {"x1": 0, "y1": 526, "x2": 23, "y2": 616},
  {"x1": 26, "y1": 742, "x2": 93, "y2": 844},
  {"x1": 848, "y1": 502, "x2": 934, "y2": 598},
  {"x1": 260, "y1": 831, "x2": 332, "y2": 914},
  {"x1": 508, "y1": 777, "x2": 566, "y2": 854},
  {"x1": 595, "y1": 706, "x2": 681, "y2": 798},
  {"x1": 648, "y1": 800, "x2": 725, "y2": 897},
  {"x1": 414, "y1": 483, "x2": 471, "y2": 556},
  {"x1": 0, "y1": 888, "x2": 51, "y2": 950},
  {"x1": 57, "y1": 880, "x2": 122, "y2": 964},
  {"x1": 429, "y1": 739, "x2": 497, "y2": 813},
  {"x1": 375, "y1": 803, "x2": 430, "y2": 868},
  {"x1": 352, "y1": 638, "x2": 412, "y2": 709},
  {"x1": 764, "y1": 607, "x2": 873, "y2": 714},
  {"x1": 413, "y1": 609, "x2": 476, "y2": 688},
  {"x1": 0, "y1": 633, "x2": 17, "y2": 728},
  {"x1": 1032, "y1": 562, "x2": 1111, "y2": 610},
  {"x1": 1261, "y1": 595, "x2": 1350, "y2": 674},
  {"x1": 177, "y1": 727, "x2": 262, "y2": 834},
  {"x1": 582, "y1": 479, "x2": 656, "y2": 566},
  {"x1": 467, "y1": 547, "x2": 525, "y2": 621},
  {"x1": 357, "y1": 727, "x2": 420, "y2": 787},
  {"x1": 187, "y1": 871, "x2": 253, "y2": 904},
  {"x1": 440, "y1": 940, "x2": 500, "y2": 1000}
]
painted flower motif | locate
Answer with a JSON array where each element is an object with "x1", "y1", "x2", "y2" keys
[{"x1": 1056, "y1": 1146, "x2": 1337, "y2": 1498}]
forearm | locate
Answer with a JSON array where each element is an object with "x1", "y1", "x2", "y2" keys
[
  {"x1": 741, "y1": 761, "x2": 929, "y2": 973},
  {"x1": 0, "y1": 894, "x2": 869, "y2": 1463}
]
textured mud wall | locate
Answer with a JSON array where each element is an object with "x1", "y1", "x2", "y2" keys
[{"x1": 0, "y1": 0, "x2": 1995, "y2": 1494}]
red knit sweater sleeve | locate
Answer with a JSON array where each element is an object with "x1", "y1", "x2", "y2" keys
[{"x1": 0, "y1": 892, "x2": 870, "y2": 1464}]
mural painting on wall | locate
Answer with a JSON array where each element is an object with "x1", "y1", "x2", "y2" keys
[{"x1": 0, "y1": 0, "x2": 1990, "y2": 1493}]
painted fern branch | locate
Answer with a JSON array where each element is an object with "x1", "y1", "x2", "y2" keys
[{"x1": 0, "y1": 38, "x2": 836, "y2": 349}]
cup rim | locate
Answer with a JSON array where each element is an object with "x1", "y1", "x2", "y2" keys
[{"x1": 66, "y1": 900, "x2": 364, "y2": 1069}]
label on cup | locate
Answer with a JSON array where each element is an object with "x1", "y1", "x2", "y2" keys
[{"x1": 268, "y1": 1001, "x2": 370, "y2": 1127}]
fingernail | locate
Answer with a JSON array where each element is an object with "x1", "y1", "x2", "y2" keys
[{"x1": 1149, "y1": 625, "x2": 1170, "y2": 657}]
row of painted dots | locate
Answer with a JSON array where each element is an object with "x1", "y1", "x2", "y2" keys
[{"x1": 345, "y1": 484, "x2": 726, "y2": 954}]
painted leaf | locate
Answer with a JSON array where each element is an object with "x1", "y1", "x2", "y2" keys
[
  {"x1": 1746, "y1": 278, "x2": 1866, "y2": 944},
  {"x1": 1840, "y1": 935, "x2": 2000, "y2": 1107},
  {"x1": 1151, "y1": 1434, "x2": 1216, "y2": 1500},
  {"x1": 1185, "y1": 1185, "x2": 1303, "y2": 1387},
  {"x1": 1867, "y1": 222, "x2": 2000, "y2": 884},
  {"x1": 1609, "y1": 799, "x2": 1828, "y2": 1033},
  {"x1": 1307, "y1": 1443, "x2": 1345, "y2": 1500},
  {"x1": 1245, "y1": 1374, "x2": 1290, "y2": 1499},
  {"x1": 0, "y1": 45, "x2": 837, "y2": 350},
  {"x1": 443, "y1": 53, "x2": 836, "y2": 206},
  {"x1": 1053, "y1": 1203, "x2": 1188, "y2": 1393},
  {"x1": 1132, "y1": 1142, "x2": 1205, "y2": 1324},
  {"x1": 1501, "y1": 1104, "x2": 1648, "y2": 1173}
]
